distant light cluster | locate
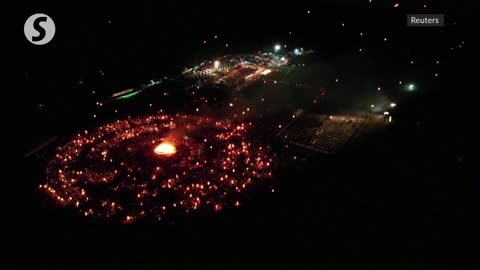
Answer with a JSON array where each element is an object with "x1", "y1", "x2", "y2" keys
[{"x1": 41, "y1": 114, "x2": 273, "y2": 223}]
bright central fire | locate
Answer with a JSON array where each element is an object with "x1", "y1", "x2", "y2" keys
[{"x1": 154, "y1": 142, "x2": 176, "y2": 156}]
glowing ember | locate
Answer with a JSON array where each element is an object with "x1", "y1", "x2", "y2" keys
[{"x1": 154, "y1": 142, "x2": 176, "y2": 156}]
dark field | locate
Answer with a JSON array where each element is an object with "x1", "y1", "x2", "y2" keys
[{"x1": 8, "y1": 1, "x2": 477, "y2": 269}]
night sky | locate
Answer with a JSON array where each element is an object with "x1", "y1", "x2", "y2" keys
[{"x1": 7, "y1": 1, "x2": 478, "y2": 269}]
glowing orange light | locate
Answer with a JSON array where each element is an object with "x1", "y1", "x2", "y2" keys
[
  {"x1": 261, "y1": 69, "x2": 272, "y2": 75},
  {"x1": 154, "y1": 142, "x2": 176, "y2": 156}
]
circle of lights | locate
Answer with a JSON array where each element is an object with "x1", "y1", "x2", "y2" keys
[{"x1": 41, "y1": 114, "x2": 273, "y2": 223}]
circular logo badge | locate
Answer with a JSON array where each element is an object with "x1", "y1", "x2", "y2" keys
[{"x1": 24, "y1": 13, "x2": 56, "y2": 45}]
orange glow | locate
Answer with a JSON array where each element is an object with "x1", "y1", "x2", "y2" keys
[
  {"x1": 260, "y1": 69, "x2": 272, "y2": 75},
  {"x1": 154, "y1": 142, "x2": 176, "y2": 156},
  {"x1": 41, "y1": 114, "x2": 274, "y2": 223}
]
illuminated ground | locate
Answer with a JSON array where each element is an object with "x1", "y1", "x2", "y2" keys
[
  {"x1": 39, "y1": 51, "x2": 391, "y2": 223},
  {"x1": 41, "y1": 114, "x2": 273, "y2": 223},
  {"x1": 279, "y1": 114, "x2": 388, "y2": 154}
]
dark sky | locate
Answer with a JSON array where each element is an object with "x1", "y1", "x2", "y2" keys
[{"x1": 10, "y1": 0, "x2": 471, "y2": 88}]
